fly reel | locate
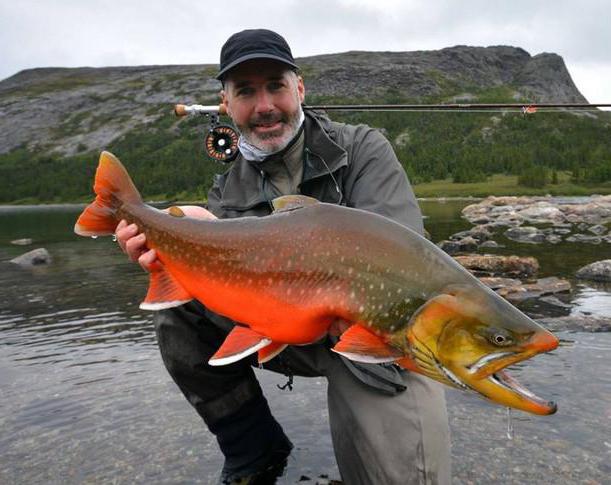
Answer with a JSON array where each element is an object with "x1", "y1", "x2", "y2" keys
[
  {"x1": 174, "y1": 104, "x2": 239, "y2": 163},
  {"x1": 205, "y1": 124, "x2": 239, "y2": 163}
]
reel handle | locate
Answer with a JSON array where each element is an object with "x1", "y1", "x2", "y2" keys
[{"x1": 174, "y1": 104, "x2": 227, "y2": 117}]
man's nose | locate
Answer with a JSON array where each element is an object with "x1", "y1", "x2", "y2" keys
[{"x1": 254, "y1": 90, "x2": 274, "y2": 113}]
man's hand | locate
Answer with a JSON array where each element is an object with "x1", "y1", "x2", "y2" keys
[{"x1": 115, "y1": 205, "x2": 217, "y2": 272}]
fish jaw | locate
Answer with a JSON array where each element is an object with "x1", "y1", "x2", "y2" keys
[{"x1": 403, "y1": 287, "x2": 560, "y2": 415}]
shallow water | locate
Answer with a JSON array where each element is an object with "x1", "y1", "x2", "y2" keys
[{"x1": 0, "y1": 202, "x2": 609, "y2": 484}]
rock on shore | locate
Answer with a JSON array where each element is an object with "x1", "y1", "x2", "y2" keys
[
  {"x1": 9, "y1": 248, "x2": 52, "y2": 267},
  {"x1": 576, "y1": 260, "x2": 611, "y2": 282}
]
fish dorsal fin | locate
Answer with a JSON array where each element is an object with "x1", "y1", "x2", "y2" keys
[
  {"x1": 332, "y1": 324, "x2": 403, "y2": 363},
  {"x1": 209, "y1": 326, "x2": 272, "y2": 366},
  {"x1": 139, "y1": 266, "x2": 193, "y2": 310},
  {"x1": 168, "y1": 206, "x2": 186, "y2": 217},
  {"x1": 271, "y1": 195, "x2": 320, "y2": 213}
]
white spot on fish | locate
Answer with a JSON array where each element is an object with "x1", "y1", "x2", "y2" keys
[
  {"x1": 380, "y1": 283, "x2": 384, "y2": 290},
  {"x1": 348, "y1": 268, "x2": 354, "y2": 275},
  {"x1": 359, "y1": 306, "x2": 365, "y2": 313}
]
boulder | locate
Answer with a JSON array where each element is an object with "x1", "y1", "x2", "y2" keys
[
  {"x1": 438, "y1": 236, "x2": 479, "y2": 255},
  {"x1": 9, "y1": 248, "x2": 52, "y2": 267},
  {"x1": 537, "y1": 315, "x2": 611, "y2": 333},
  {"x1": 480, "y1": 240, "x2": 500, "y2": 248},
  {"x1": 504, "y1": 226, "x2": 546, "y2": 244},
  {"x1": 546, "y1": 234, "x2": 563, "y2": 244},
  {"x1": 575, "y1": 260, "x2": 611, "y2": 282},
  {"x1": 587, "y1": 224, "x2": 608, "y2": 236},
  {"x1": 566, "y1": 234, "x2": 601, "y2": 244},
  {"x1": 497, "y1": 276, "x2": 571, "y2": 303},
  {"x1": 454, "y1": 254, "x2": 539, "y2": 278},
  {"x1": 517, "y1": 203, "x2": 564, "y2": 223}
]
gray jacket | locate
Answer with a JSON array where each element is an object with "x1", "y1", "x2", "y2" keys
[{"x1": 205, "y1": 110, "x2": 424, "y2": 394}]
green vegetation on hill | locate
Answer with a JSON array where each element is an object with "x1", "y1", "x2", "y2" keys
[{"x1": 1, "y1": 87, "x2": 611, "y2": 203}]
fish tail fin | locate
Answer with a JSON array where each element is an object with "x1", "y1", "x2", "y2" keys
[{"x1": 74, "y1": 151, "x2": 142, "y2": 237}]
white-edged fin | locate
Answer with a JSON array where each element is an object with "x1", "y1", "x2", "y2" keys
[
  {"x1": 140, "y1": 265, "x2": 193, "y2": 310},
  {"x1": 140, "y1": 299, "x2": 192, "y2": 311},
  {"x1": 209, "y1": 326, "x2": 272, "y2": 366},
  {"x1": 331, "y1": 349, "x2": 399, "y2": 364}
]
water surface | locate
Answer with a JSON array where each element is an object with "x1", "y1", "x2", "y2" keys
[{"x1": 1, "y1": 202, "x2": 609, "y2": 484}]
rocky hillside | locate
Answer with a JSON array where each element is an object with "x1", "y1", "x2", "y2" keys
[
  {"x1": 0, "y1": 46, "x2": 588, "y2": 157},
  {"x1": 0, "y1": 45, "x2": 609, "y2": 203}
]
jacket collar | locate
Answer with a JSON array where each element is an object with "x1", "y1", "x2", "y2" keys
[{"x1": 219, "y1": 110, "x2": 347, "y2": 211}]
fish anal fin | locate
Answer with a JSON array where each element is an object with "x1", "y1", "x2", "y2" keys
[
  {"x1": 209, "y1": 326, "x2": 271, "y2": 366},
  {"x1": 332, "y1": 324, "x2": 403, "y2": 363},
  {"x1": 139, "y1": 266, "x2": 193, "y2": 310},
  {"x1": 258, "y1": 342, "x2": 289, "y2": 364},
  {"x1": 271, "y1": 195, "x2": 319, "y2": 213}
]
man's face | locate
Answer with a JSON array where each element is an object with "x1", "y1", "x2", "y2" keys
[{"x1": 221, "y1": 59, "x2": 305, "y2": 154}]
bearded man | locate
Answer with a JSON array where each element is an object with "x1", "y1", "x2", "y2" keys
[{"x1": 117, "y1": 29, "x2": 450, "y2": 485}]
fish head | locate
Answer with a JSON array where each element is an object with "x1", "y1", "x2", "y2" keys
[{"x1": 405, "y1": 283, "x2": 559, "y2": 415}]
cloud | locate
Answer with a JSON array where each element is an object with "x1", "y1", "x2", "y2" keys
[{"x1": 1, "y1": 0, "x2": 610, "y2": 102}]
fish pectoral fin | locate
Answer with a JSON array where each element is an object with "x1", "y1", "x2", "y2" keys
[
  {"x1": 332, "y1": 324, "x2": 403, "y2": 364},
  {"x1": 139, "y1": 266, "x2": 193, "y2": 310},
  {"x1": 258, "y1": 342, "x2": 289, "y2": 364},
  {"x1": 271, "y1": 195, "x2": 320, "y2": 213},
  {"x1": 209, "y1": 326, "x2": 272, "y2": 366}
]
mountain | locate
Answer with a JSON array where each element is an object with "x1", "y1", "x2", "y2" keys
[{"x1": 0, "y1": 46, "x2": 609, "y2": 203}]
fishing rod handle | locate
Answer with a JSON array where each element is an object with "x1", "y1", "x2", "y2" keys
[{"x1": 174, "y1": 104, "x2": 227, "y2": 117}]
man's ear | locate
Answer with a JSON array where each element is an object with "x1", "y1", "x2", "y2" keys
[
  {"x1": 220, "y1": 89, "x2": 231, "y2": 116},
  {"x1": 297, "y1": 76, "x2": 305, "y2": 103}
]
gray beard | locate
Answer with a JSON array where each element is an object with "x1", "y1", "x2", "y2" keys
[{"x1": 238, "y1": 109, "x2": 305, "y2": 161}]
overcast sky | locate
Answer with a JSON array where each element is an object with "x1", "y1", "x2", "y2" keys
[{"x1": 1, "y1": 0, "x2": 610, "y2": 103}]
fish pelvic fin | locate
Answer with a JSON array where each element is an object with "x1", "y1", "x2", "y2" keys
[
  {"x1": 139, "y1": 265, "x2": 193, "y2": 310},
  {"x1": 258, "y1": 342, "x2": 289, "y2": 364},
  {"x1": 74, "y1": 151, "x2": 142, "y2": 237},
  {"x1": 332, "y1": 324, "x2": 403, "y2": 363},
  {"x1": 209, "y1": 326, "x2": 272, "y2": 366}
]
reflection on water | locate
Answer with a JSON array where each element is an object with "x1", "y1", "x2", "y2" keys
[{"x1": 1, "y1": 203, "x2": 610, "y2": 484}]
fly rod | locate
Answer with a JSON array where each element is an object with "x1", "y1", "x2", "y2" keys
[{"x1": 172, "y1": 102, "x2": 611, "y2": 162}]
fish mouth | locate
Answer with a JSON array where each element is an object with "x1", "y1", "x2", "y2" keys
[
  {"x1": 488, "y1": 369, "x2": 557, "y2": 414},
  {"x1": 464, "y1": 351, "x2": 557, "y2": 415}
]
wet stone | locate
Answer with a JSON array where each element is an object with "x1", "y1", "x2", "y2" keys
[
  {"x1": 504, "y1": 226, "x2": 546, "y2": 244},
  {"x1": 575, "y1": 259, "x2": 611, "y2": 282},
  {"x1": 587, "y1": 224, "x2": 608, "y2": 235},
  {"x1": 10, "y1": 238, "x2": 33, "y2": 245},
  {"x1": 9, "y1": 248, "x2": 52, "y2": 267},
  {"x1": 479, "y1": 240, "x2": 500, "y2": 248},
  {"x1": 455, "y1": 254, "x2": 539, "y2": 278},
  {"x1": 566, "y1": 234, "x2": 602, "y2": 244}
]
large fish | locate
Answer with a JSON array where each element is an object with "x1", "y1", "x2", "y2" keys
[{"x1": 76, "y1": 152, "x2": 559, "y2": 415}]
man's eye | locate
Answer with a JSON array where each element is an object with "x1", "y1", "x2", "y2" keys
[
  {"x1": 237, "y1": 88, "x2": 254, "y2": 96},
  {"x1": 268, "y1": 82, "x2": 284, "y2": 91}
]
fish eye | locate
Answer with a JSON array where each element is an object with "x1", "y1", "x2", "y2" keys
[{"x1": 487, "y1": 329, "x2": 513, "y2": 347}]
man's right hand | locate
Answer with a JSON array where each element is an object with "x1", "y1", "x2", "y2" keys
[{"x1": 115, "y1": 205, "x2": 217, "y2": 272}]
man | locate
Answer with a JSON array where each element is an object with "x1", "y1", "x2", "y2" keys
[{"x1": 117, "y1": 29, "x2": 450, "y2": 484}]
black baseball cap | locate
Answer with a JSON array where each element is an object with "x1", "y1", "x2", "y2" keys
[{"x1": 216, "y1": 29, "x2": 299, "y2": 81}]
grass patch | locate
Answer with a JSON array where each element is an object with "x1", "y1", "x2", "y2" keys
[{"x1": 414, "y1": 174, "x2": 611, "y2": 198}]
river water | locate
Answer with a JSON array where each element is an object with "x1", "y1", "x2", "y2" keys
[{"x1": 0, "y1": 201, "x2": 609, "y2": 484}]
